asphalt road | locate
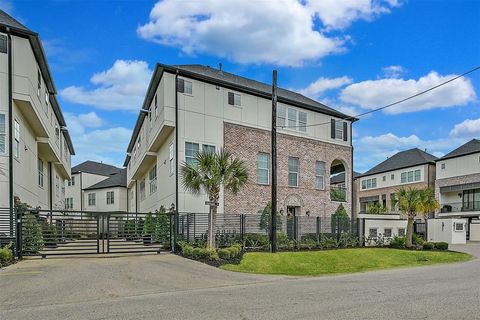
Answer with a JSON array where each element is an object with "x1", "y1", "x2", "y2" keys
[{"x1": 1, "y1": 244, "x2": 479, "y2": 320}]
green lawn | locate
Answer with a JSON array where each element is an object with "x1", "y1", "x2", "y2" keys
[{"x1": 221, "y1": 248, "x2": 472, "y2": 276}]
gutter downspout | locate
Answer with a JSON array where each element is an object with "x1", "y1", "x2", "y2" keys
[
  {"x1": 173, "y1": 70, "x2": 179, "y2": 252},
  {"x1": 7, "y1": 28, "x2": 14, "y2": 235},
  {"x1": 48, "y1": 162, "x2": 53, "y2": 211},
  {"x1": 350, "y1": 122, "x2": 354, "y2": 218}
]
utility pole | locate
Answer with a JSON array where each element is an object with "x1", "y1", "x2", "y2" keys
[{"x1": 271, "y1": 70, "x2": 278, "y2": 253}]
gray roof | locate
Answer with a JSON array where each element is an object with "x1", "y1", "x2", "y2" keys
[
  {"x1": 124, "y1": 63, "x2": 356, "y2": 166},
  {"x1": 330, "y1": 171, "x2": 361, "y2": 184},
  {"x1": 72, "y1": 161, "x2": 122, "y2": 176},
  {"x1": 175, "y1": 64, "x2": 351, "y2": 119},
  {"x1": 84, "y1": 169, "x2": 127, "y2": 190},
  {"x1": 0, "y1": 10, "x2": 75, "y2": 155},
  {"x1": 437, "y1": 139, "x2": 480, "y2": 161},
  {"x1": 361, "y1": 148, "x2": 437, "y2": 177},
  {"x1": 0, "y1": 10, "x2": 30, "y2": 32}
]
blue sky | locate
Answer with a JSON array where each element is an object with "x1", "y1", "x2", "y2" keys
[{"x1": 3, "y1": 0, "x2": 479, "y2": 172}]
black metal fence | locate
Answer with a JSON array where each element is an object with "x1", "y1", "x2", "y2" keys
[
  {"x1": 14, "y1": 209, "x2": 174, "y2": 258},
  {"x1": 0, "y1": 208, "x2": 15, "y2": 250},
  {"x1": 177, "y1": 212, "x2": 360, "y2": 250}
]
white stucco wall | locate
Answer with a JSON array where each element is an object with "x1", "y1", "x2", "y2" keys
[
  {"x1": 427, "y1": 218, "x2": 467, "y2": 244},
  {"x1": 436, "y1": 153, "x2": 480, "y2": 180}
]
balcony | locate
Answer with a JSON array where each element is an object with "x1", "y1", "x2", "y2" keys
[
  {"x1": 330, "y1": 186, "x2": 347, "y2": 202},
  {"x1": 440, "y1": 201, "x2": 480, "y2": 214}
]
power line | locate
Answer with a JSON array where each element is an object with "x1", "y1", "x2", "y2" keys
[{"x1": 280, "y1": 65, "x2": 480, "y2": 129}]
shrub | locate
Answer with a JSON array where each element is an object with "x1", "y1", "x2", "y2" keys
[
  {"x1": 422, "y1": 242, "x2": 434, "y2": 250},
  {"x1": 218, "y1": 248, "x2": 231, "y2": 260},
  {"x1": 319, "y1": 236, "x2": 338, "y2": 249},
  {"x1": 190, "y1": 247, "x2": 218, "y2": 261},
  {"x1": 389, "y1": 236, "x2": 406, "y2": 249},
  {"x1": 276, "y1": 232, "x2": 290, "y2": 246},
  {"x1": 42, "y1": 223, "x2": 58, "y2": 246},
  {"x1": 434, "y1": 242, "x2": 448, "y2": 250},
  {"x1": 215, "y1": 232, "x2": 241, "y2": 248},
  {"x1": 183, "y1": 245, "x2": 194, "y2": 257},
  {"x1": 412, "y1": 233, "x2": 424, "y2": 246},
  {"x1": 0, "y1": 244, "x2": 13, "y2": 266},
  {"x1": 244, "y1": 233, "x2": 269, "y2": 248},
  {"x1": 22, "y1": 212, "x2": 44, "y2": 253}
]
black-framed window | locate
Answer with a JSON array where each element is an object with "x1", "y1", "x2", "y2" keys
[{"x1": 0, "y1": 35, "x2": 7, "y2": 53}]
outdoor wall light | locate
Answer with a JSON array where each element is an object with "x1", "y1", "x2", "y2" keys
[
  {"x1": 306, "y1": 210, "x2": 311, "y2": 216},
  {"x1": 279, "y1": 209, "x2": 284, "y2": 215}
]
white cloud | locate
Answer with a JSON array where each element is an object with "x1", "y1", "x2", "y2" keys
[
  {"x1": 381, "y1": 65, "x2": 404, "y2": 78},
  {"x1": 65, "y1": 112, "x2": 131, "y2": 167},
  {"x1": 353, "y1": 129, "x2": 474, "y2": 172},
  {"x1": 60, "y1": 60, "x2": 152, "y2": 112},
  {"x1": 65, "y1": 112, "x2": 103, "y2": 135},
  {"x1": 298, "y1": 76, "x2": 352, "y2": 98},
  {"x1": 307, "y1": 0, "x2": 401, "y2": 30},
  {"x1": 340, "y1": 71, "x2": 476, "y2": 114},
  {"x1": 137, "y1": 0, "x2": 399, "y2": 66},
  {"x1": 449, "y1": 118, "x2": 480, "y2": 138}
]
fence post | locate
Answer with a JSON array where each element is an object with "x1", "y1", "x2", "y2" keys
[
  {"x1": 316, "y1": 216, "x2": 320, "y2": 244},
  {"x1": 15, "y1": 208, "x2": 22, "y2": 260},
  {"x1": 169, "y1": 213, "x2": 174, "y2": 251},
  {"x1": 240, "y1": 214, "x2": 245, "y2": 243},
  {"x1": 186, "y1": 213, "x2": 190, "y2": 243},
  {"x1": 294, "y1": 216, "x2": 298, "y2": 243}
]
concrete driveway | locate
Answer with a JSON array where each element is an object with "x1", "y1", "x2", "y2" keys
[{"x1": 1, "y1": 244, "x2": 479, "y2": 320}]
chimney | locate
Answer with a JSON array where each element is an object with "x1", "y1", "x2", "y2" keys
[{"x1": 219, "y1": 62, "x2": 222, "y2": 71}]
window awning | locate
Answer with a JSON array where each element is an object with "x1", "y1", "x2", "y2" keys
[{"x1": 440, "y1": 182, "x2": 480, "y2": 193}]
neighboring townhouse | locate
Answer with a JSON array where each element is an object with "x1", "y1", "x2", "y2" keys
[
  {"x1": 435, "y1": 139, "x2": 480, "y2": 239},
  {"x1": 65, "y1": 161, "x2": 127, "y2": 212},
  {"x1": 0, "y1": 11, "x2": 74, "y2": 214},
  {"x1": 354, "y1": 148, "x2": 437, "y2": 215},
  {"x1": 125, "y1": 63, "x2": 356, "y2": 218}
]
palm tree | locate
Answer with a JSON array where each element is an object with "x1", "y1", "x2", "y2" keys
[
  {"x1": 180, "y1": 148, "x2": 248, "y2": 248},
  {"x1": 393, "y1": 187, "x2": 439, "y2": 248}
]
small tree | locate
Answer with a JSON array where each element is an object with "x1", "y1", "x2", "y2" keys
[
  {"x1": 331, "y1": 204, "x2": 349, "y2": 234},
  {"x1": 143, "y1": 213, "x2": 155, "y2": 236},
  {"x1": 23, "y1": 213, "x2": 44, "y2": 253},
  {"x1": 392, "y1": 187, "x2": 439, "y2": 248},
  {"x1": 181, "y1": 148, "x2": 248, "y2": 248},
  {"x1": 259, "y1": 202, "x2": 282, "y2": 234},
  {"x1": 154, "y1": 206, "x2": 170, "y2": 244}
]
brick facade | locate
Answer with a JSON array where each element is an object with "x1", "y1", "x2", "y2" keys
[{"x1": 223, "y1": 122, "x2": 352, "y2": 217}]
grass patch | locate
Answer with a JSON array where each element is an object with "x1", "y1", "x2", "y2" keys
[{"x1": 221, "y1": 248, "x2": 472, "y2": 276}]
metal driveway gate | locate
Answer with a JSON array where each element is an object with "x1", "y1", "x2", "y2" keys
[{"x1": 17, "y1": 209, "x2": 173, "y2": 258}]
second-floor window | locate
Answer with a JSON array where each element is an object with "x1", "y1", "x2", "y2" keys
[
  {"x1": 0, "y1": 114, "x2": 5, "y2": 154},
  {"x1": 154, "y1": 94, "x2": 158, "y2": 118},
  {"x1": 288, "y1": 157, "x2": 299, "y2": 187},
  {"x1": 14, "y1": 119, "x2": 20, "y2": 159},
  {"x1": 278, "y1": 106, "x2": 307, "y2": 132},
  {"x1": 202, "y1": 144, "x2": 216, "y2": 154},
  {"x1": 177, "y1": 78, "x2": 193, "y2": 95},
  {"x1": 55, "y1": 123, "x2": 60, "y2": 144},
  {"x1": 38, "y1": 158, "x2": 44, "y2": 188},
  {"x1": 149, "y1": 165, "x2": 157, "y2": 194},
  {"x1": 315, "y1": 161, "x2": 325, "y2": 190},
  {"x1": 228, "y1": 92, "x2": 241, "y2": 106},
  {"x1": 107, "y1": 191, "x2": 115, "y2": 205},
  {"x1": 185, "y1": 142, "x2": 199, "y2": 166},
  {"x1": 257, "y1": 153, "x2": 270, "y2": 185},
  {"x1": 88, "y1": 193, "x2": 96, "y2": 206},
  {"x1": 55, "y1": 175, "x2": 59, "y2": 197},
  {"x1": 331, "y1": 119, "x2": 347, "y2": 141},
  {"x1": 68, "y1": 176, "x2": 75, "y2": 186},
  {"x1": 361, "y1": 178, "x2": 377, "y2": 190},
  {"x1": 401, "y1": 169, "x2": 421, "y2": 183}
]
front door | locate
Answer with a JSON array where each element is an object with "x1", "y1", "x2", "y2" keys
[{"x1": 286, "y1": 207, "x2": 297, "y2": 240}]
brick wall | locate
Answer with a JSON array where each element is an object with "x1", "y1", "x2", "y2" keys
[{"x1": 223, "y1": 122, "x2": 352, "y2": 217}]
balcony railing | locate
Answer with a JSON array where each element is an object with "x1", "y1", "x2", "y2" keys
[
  {"x1": 440, "y1": 201, "x2": 480, "y2": 213},
  {"x1": 330, "y1": 186, "x2": 347, "y2": 202}
]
